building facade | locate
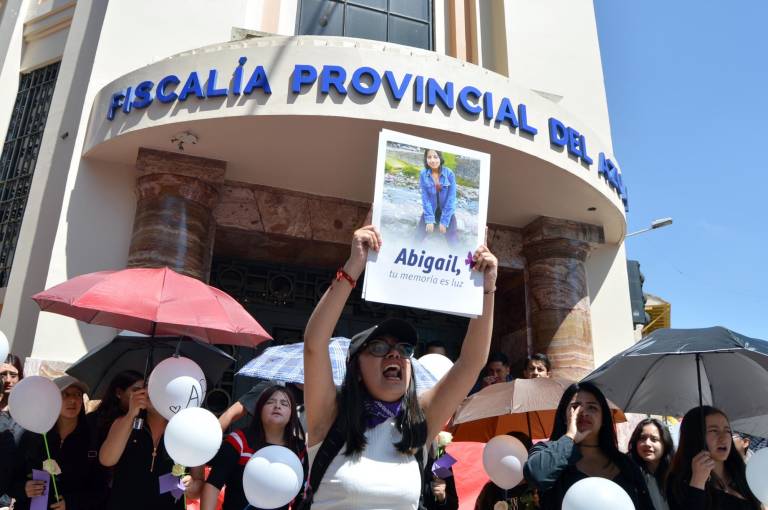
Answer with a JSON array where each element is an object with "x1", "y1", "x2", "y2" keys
[{"x1": 0, "y1": 0, "x2": 633, "y2": 405}]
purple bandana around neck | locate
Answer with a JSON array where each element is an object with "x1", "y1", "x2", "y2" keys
[{"x1": 364, "y1": 398, "x2": 403, "y2": 429}]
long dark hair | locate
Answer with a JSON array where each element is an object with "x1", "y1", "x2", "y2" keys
[
  {"x1": 668, "y1": 406, "x2": 760, "y2": 509},
  {"x1": 423, "y1": 149, "x2": 444, "y2": 169},
  {"x1": 3, "y1": 354, "x2": 24, "y2": 379},
  {"x1": 339, "y1": 351, "x2": 426, "y2": 456},
  {"x1": 1, "y1": 354, "x2": 23, "y2": 405},
  {"x1": 551, "y1": 382, "x2": 623, "y2": 464},
  {"x1": 628, "y1": 418, "x2": 675, "y2": 489},
  {"x1": 250, "y1": 385, "x2": 304, "y2": 455},
  {"x1": 93, "y1": 370, "x2": 143, "y2": 439}
]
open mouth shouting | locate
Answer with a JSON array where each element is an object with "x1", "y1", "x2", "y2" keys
[{"x1": 383, "y1": 363, "x2": 403, "y2": 382}]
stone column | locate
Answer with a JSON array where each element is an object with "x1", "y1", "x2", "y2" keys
[
  {"x1": 522, "y1": 217, "x2": 604, "y2": 380},
  {"x1": 127, "y1": 148, "x2": 226, "y2": 281}
]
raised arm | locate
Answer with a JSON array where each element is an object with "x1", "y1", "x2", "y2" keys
[
  {"x1": 304, "y1": 226, "x2": 381, "y2": 446},
  {"x1": 98, "y1": 387, "x2": 147, "y2": 467},
  {"x1": 524, "y1": 437, "x2": 582, "y2": 490},
  {"x1": 419, "y1": 245, "x2": 497, "y2": 440}
]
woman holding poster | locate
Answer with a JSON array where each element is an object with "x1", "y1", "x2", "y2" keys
[
  {"x1": 302, "y1": 225, "x2": 497, "y2": 510},
  {"x1": 417, "y1": 149, "x2": 459, "y2": 245}
]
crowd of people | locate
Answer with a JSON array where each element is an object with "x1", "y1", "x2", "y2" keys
[{"x1": 1, "y1": 226, "x2": 765, "y2": 510}]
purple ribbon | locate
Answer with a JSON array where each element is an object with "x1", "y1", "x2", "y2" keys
[
  {"x1": 432, "y1": 453, "x2": 457, "y2": 479},
  {"x1": 158, "y1": 472, "x2": 185, "y2": 501},
  {"x1": 30, "y1": 470, "x2": 50, "y2": 510},
  {"x1": 364, "y1": 398, "x2": 402, "y2": 429},
  {"x1": 464, "y1": 251, "x2": 475, "y2": 268}
]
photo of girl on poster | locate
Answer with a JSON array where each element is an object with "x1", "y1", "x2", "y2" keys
[
  {"x1": 380, "y1": 141, "x2": 480, "y2": 252},
  {"x1": 370, "y1": 130, "x2": 489, "y2": 317},
  {"x1": 416, "y1": 149, "x2": 459, "y2": 246}
]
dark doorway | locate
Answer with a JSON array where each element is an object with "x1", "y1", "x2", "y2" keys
[{"x1": 207, "y1": 256, "x2": 469, "y2": 412}]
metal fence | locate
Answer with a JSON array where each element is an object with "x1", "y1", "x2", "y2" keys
[{"x1": 0, "y1": 61, "x2": 60, "y2": 287}]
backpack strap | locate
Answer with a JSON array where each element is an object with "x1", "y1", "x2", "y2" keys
[
  {"x1": 298, "y1": 414, "x2": 347, "y2": 509},
  {"x1": 415, "y1": 446, "x2": 427, "y2": 510}
]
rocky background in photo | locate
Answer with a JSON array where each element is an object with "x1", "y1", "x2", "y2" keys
[{"x1": 382, "y1": 143, "x2": 480, "y2": 245}]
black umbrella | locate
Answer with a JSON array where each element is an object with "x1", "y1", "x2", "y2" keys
[
  {"x1": 582, "y1": 326, "x2": 768, "y2": 422},
  {"x1": 66, "y1": 331, "x2": 235, "y2": 398}
]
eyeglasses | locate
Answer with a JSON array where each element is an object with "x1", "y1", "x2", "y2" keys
[
  {"x1": 365, "y1": 339, "x2": 414, "y2": 358},
  {"x1": 0, "y1": 371, "x2": 19, "y2": 379}
]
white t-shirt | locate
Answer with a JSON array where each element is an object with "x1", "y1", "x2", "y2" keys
[{"x1": 308, "y1": 417, "x2": 421, "y2": 510}]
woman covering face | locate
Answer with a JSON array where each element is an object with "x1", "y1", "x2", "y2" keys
[
  {"x1": 666, "y1": 406, "x2": 761, "y2": 510},
  {"x1": 90, "y1": 370, "x2": 144, "y2": 445},
  {"x1": 524, "y1": 382, "x2": 656, "y2": 510},
  {"x1": 98, "y1": 376, "x2": 188, "y2": 510}
]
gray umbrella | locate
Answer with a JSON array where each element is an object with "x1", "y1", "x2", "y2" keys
[
  {"x1": 66, "y1": 331, "x2": 235, "y2": 398},
  {"x1": 581, "y1": 326, "x2": 768, "y2": 422}
]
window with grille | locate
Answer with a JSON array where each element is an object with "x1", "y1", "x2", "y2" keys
[
  {"x1": 0, "y1": 61, "x2": 60, "y2": 287},
  {"x1": 297, "y1": 0, "x2": 433, "y2": 50}
]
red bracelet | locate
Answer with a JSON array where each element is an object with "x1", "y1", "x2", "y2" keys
[{"x1": 335, "y1": 267, "x2": 357, "y2": 288}]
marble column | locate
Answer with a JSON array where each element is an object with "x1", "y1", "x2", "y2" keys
[
  {"x1": 522, "y1": 217, "x2": 604, "y2": 380},
  {"x1": 127, "y1": 148, "x2": 226, "y2": 281}
]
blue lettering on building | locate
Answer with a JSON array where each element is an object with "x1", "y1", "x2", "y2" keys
[
  {"x1": 105, "y1": 59, "x2": 627, "y2": 207},
  {"x1": 598, "y1": 152, "x2": 628, "y2": 210},
  {"x1": 548, "y1": 117, "x2": 591, "y2": 165}
]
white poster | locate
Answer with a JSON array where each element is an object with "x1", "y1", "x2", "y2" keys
[{"x1": 363, "y1": 130, "x2": 491, "y2": 317}]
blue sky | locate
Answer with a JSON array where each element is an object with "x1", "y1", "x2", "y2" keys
[{"x1": 594, "y1": 2, "x2": 768, "y2": 339}]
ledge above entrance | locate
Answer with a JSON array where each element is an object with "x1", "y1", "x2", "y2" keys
[{"x1": 83, "y1": 35, "x2": 627, "y2": 242}]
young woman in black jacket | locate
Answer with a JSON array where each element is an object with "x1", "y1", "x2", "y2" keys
[
  {"x1": 666, "y1": 406, "x2": 760, "y2": 510},
  {"x1": 523, "y1": 382, "x2": 654, "y2": 510},
  {"x1": 627, "y1": 418, "x2": 675, "y2": 510},
  {"x1": 10, "y1": 376, "x2": 108, "y2": 510}
]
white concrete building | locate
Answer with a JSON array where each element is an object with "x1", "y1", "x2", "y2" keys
[{"x1": 0, "y1": 0, "x2": 633, "y2": 402}]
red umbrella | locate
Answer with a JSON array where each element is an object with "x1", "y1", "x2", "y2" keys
[{"x1": 32, "y1": 267, "x2": 271, "y2": 347}]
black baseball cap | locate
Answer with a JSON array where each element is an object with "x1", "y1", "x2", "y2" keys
[{"x1": 347, "y1": 318, "x2": 419, "y2": 360}]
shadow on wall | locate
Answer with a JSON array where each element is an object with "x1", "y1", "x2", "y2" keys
[
  {"x1": 586, "y1": 243, "x2": 619, "y2": 301},
  {"x1": 63, "y1": 158, "x2": 137, "y2": 353}
]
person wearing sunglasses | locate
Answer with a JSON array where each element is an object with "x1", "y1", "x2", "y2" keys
[{"x1": 302, "y1": 225, "x2": 497, "y2": 509}]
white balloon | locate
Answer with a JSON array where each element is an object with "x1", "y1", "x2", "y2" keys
[
  {"x1": 747, "y1": 448, "x2": 768, "y2": 504},
  {"x1": 482, "y1": 435, "x2": 528, "y2": 489},
  {"x1": 148, "y1": 356, "x2": 206, "y2": 420},
  {"x1": 243, "y1": 445, "x2": 304, "y2": 509},
  {"x1": 164, "y1": 407, "x2": 221, "y2": 467},
  {"x1": 0, "y1": 331, "x2": 8, "y2": 363},
  {"x1": 562, "y1": 477, "x2": 634, "y2": 510},
  {"x1": 418, "y1": 354, "x2": 453, "y2": 380},
  {"x1": 9, "y1": 376, "x2": 62, "y2": 434}
]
